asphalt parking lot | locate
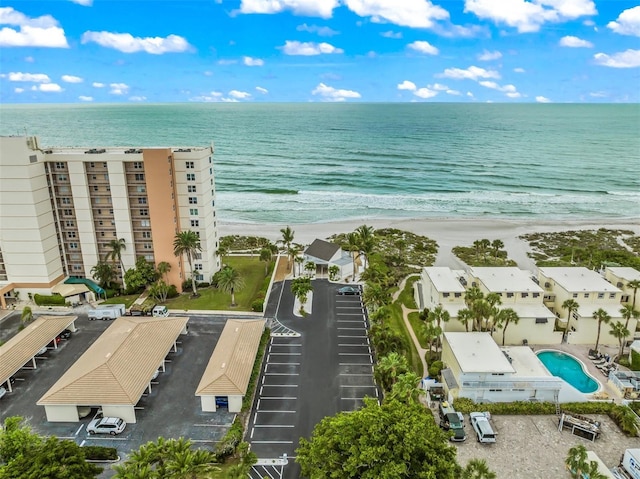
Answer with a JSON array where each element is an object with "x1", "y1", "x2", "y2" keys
[
  {"x1": 0, "y1": 312, "x2": 238, "y2": 477},
  {"x1": 248, "y1": 279, "x2": 379, "y2": 479}
]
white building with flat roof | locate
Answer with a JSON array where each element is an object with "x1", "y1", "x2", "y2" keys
[
  {"x1": 440, "y1": 332, "x2": 563, "y2": 403},
  {"x1": 604, "y1": 266, "x2": 640, "y2": 308},
  {"x1": 538, "y1": 267, "x2": 628, "y2": 346}
]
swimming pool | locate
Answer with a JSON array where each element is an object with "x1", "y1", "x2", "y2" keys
[{"x1": 536, "y1": 351, "x2": 599, "y2": 393}]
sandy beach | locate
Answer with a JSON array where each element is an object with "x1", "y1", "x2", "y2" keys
[{"x1": 219, "y1": 217, "x2": 640, "y2": 270}]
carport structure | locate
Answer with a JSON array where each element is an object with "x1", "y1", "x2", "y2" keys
[
  {"x1": 37, "y1": 315, "x2": 188, "y2": 423},
  {"x1": 196, "y1": 319, "x2": 265, "y2": 413},
  {"x1": 0, "y1": 315, "x2": 77, "y2": 392}
]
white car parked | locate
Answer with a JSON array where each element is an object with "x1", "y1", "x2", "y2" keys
[
  {"x1": 0, "y1": 386, "x2": 7, "y2": 399},
  {"x1": 86, "y1": 416, "x2": 126, "y2": 436}
]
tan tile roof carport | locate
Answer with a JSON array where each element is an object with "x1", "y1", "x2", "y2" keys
[
  {"x1": 196, "y1": 319, "x2": 265, "y2": 396},
  {"x1": 37, "y1": 316, "x2": 188, "y2": 406},
  {"x1": 0, "y1": 315, "x2": 77, "y2": 384}
]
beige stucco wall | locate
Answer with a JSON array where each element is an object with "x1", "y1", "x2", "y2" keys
[
  {"x1": 101, "y1": 405, "x2": 137, "y2": 424},
  {"x1": 44, "y1": 404, "x2": 81, "y2": 422}
]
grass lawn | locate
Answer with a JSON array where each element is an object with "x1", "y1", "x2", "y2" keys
[
  {"x1": 388, "y1": 276, "x2": 423, "y2": 377},
  {"x1": 165, "y1": 256, "x2": 267, "y2": 311},
  {"x1": 99, "y1": 294, "x2": 139, "y2": 309}
]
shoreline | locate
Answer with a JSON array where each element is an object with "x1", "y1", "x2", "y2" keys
[{"x1": 218, "y1": 217, "x2": 640, "y2": 271}]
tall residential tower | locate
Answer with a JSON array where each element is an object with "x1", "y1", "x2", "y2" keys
[{"x1": 0, "y1": 136, "x2": 220, "y2": 308}]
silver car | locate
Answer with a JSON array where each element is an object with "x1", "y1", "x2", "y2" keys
[{"x1": 86, "y1": 416, "x2": 126, "y2": 436}]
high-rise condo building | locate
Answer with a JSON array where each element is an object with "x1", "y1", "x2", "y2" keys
[{"x1": 0, "y1": 136, "x2": 220, "y2": 309}]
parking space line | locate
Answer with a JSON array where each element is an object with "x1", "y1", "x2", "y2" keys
[
  {"x1": 267, "y1": 362, "x2": 300, "y2": 365},
  {"x1": 268, "y1": 352, "x2": 301, "y2": 355},
  {"x1": 253, "y1": 425, "x2": 295, "y2": 428},
  {"x1": 260, "y1": 396, "x2": 297, "y2": 400},
  {"x1": 255, "y1": 410, "x2": 296, "y2": 413},
  {"x1": 261, "y1": 384, "x2": 298, "y2": 387},
  {"x1": 337, "y1": 327, "x2": 365, "y2": 330},
  {"x1": 74, "y1": 424, "x2": 84, "y2": 436},
  {"x1": 264, "y1": 373, "x2": 299, "y2": 376},
  {"x1": 251, "y1": 440, "x2": 294, "y2": 444},
  {"x1": 338, "y1": 335, "x2": 368, "y2": 338}
]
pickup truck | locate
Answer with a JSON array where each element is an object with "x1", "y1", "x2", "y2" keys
[
  {"x1": 439, "y1": 402, "x2": 466, "y2": 442},
  {"x1": 470, "y1": 412, "x2": 496, "y2": 444}
]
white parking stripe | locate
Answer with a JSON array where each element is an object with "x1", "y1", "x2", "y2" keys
[
  {"x1": 255, "y1": 410, "x2": 296, "y2": 413},
  {"x1": 268, "y1": 352, "x2": 301, "y2": 355},
  {"x1": 253, "y1": 425, "x2": 295, "y2": 428},
  {"x1": 267, "y1": 362, "x2": 300, "y2": 365},
  {"x1": 251, "y1": 440, "x2": 293, "y2": 444},
  {"x1": 264, "y1": 373, "x2": 299, "y2": 376},
  {"x1": 259, "y1": 396, "x2": 297, "y2": 400}
]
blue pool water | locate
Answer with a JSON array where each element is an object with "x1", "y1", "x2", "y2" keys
[{"x1": 536, "y1": 351, "x2": 599, "y2": 393}]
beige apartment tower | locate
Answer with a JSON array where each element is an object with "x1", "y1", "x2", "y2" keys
[{"x1": 0, "y1": 136, "x2": 220, "y2": 308}]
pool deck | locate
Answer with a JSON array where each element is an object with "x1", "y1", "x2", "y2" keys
[{"x1": 530, "y1": 342, "x2": 626, "y2": 402}]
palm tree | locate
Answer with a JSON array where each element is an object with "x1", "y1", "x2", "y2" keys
[
  {"x1": 491, "y1": 239, "x2": 504, "y2": 260},
  {"x1": 291, "y1": 276, "x2": 313, "y2": 313},
  {"x1": 626, "y1": 279, "x2": 640, "y2": 311},
  {"x1": 106, "y1": 238, "x2": 127, "y2": 287},
  {"x1": 294, "y1": 255, "x2": 304, "y2": 278},
  {"x1": 495, "y1": 308, "x2": 520, "y2": 345},
  {"x1": 356, "y1": 224, "x2": 375, "y2": 270},
  {"x1": 157, "y1": 261, "x2": 171, "y2": 283},
  {"x1": 90, "y1": 261, "x2": 116, "y2": 288},
  {"x1": 562, "y1": 298, "x2": 580, "y2": 326},
  {"x1": 215, "y1": 243, "x2": 228, "y2": 266},
  {"x1": 609, "y1": 321, "x2": 631, "y2": 360},
  {"x1": 428, "y1": 305, "x2": 450, "y2": 353},
  {"x1": 173, "y1": 230, "x2": 202, "y2": 297},
  {"x1": 479, "y1": 238, "x2": 491, "y2": 261},
  {"x1": 279, "y1": 226, "x2": 295, "y2": 270},
  {"x1": 374, "y1": 352, "x2": 409, "y2": 392},
  {"x1": 216, "y1": 266, "x2": 245, "y2": 307},
  {"x1": 259, "y1": 247, "x2": 272, "y2": 274},
  {"x1": 458, "y1": 308, "x2": 473, "y2": 332},
  {"x1": 472, "y1": 240, "x2": 482, "y2": 261},
  {"x1": 565, "y1": 444, "x2": 588, "y2": 479},
  {"x1": 346, "y1": 232, "x2": 360, "y2": 279},
  {"x1": 362, "y1": 283, "x2": 391, "y2": 312},
  {"x1": 304, "y1": 261, "x2": 316, "y2": 277},
  {"x1": 21, "y1": 306, "x2": 33, "y2": 324},
  {"x1": 389, "y1": 371, "x2": 424, "y2": 404},
  {"x1": 620, "y1": 304, "x2": 640, "y2": 332},
  {"x1": 592, "y1": 308, "x2": 612, "y2": 352},
  {"x1": 462, "y1": 459, "x2": 497, "y2": 479}
]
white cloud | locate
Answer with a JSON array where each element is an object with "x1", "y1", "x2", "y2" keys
[
  {"x1": 312, "y1": 82, "x2": 361, "y2": 101},
  {"x1": 281, "y1": 40, "x2": 343, "y2": 55},
  {"x1": 70, "y1": 0, "x2": 93, "y2": 5},
  {"x1": 414, "y1": 87, "x2": 438, "y2": 99},
  {"x1": 218, "y1": 59, "x2": 237, "y2": 65},
  {"x1": 479, "y1": 80, "x2": 521, "y2": 97},
  {"x1": 243, "y1": 56, "x2": 264, "y2": 66},
  {"x1": 92, "y1": 82, "x2": 105, "y2": 88},
  {"x1": 14, "y1": 87, "x2": 24, "y2": 93},
  {"x1": 256, "y1": 86, "x2": 268, "y2": 94},
  {"x1": 513, "y1": 67, "x2": 526, "y2": 73},
  {"x1": 464, "y1": 0, "x2": 596, "y2": 33},
  {"x1": 61, "y1": 74, "x2": 83, "y2": 83},
  {"x1": 37, "y1": 83, "x2": 63, "y2": 92},
  {"x1": 0, "y1": 7, "x2": 69, "y2": 47},
  {"x1": 296, "y1": 23, "x2": 339, "y2": 36},
  {"x1": 397, "y1": 80, "x2": 417, "y2": 91},
  {"x1": 432, "y1": 23, "x2": 486, "y2": 38},
  {"x1": 79, "y1": 95, "x2": 93, "y2": 101},
  {"x1": 559, "y1": 35, "x2": 593, "y2": 48},
  {"x1": 429, "y1": 83, "x2": 449, "y2": 91},
  {"x1": 24, "y1": 55, "x2": 34, "y2": 62},
  {"x1": 536, "y1": 95, "x2": 551, "y2": 103},
  {"x1": 467, "y1": 91, "x2": 474, "y2": 97},
  {"x1": 589, "y1": 91, "x2": 607, "y2": 98},
  {"x1": 191, "y1": 91, "x2": 225, "y2": 102},
  {"x1": 594, "y1": 49, "x2": 640, "y2": 68},
  {"x1": 229, "y1": 90, "x2": 251, "y2": 99},
  {"x1": 239, "y1": 0, "x2": 339, "y2": 18},
  {"x1": 446, "y1": 89, "x2": 461, "y2": 95},
  {"x1": 477, "y1": 49, "x2": 502, "y2": 61},
  {"x1": 381, "y1": 30, "x2": 402, "y2": 38},
  {"x1": 344, "y1": 0, "x2": 450, "y2": 29},
  {"x1": 439, "y1": 65, "x2": 500, "y2": 80},
  {"x1": 607, "y1": 6, "x2": 640, "y2": 37},
  {"x1": 109, "y1": 82, "x2": 129, "y2": 95},
  {"x1": 129, "y1": 96, "x2": 146, "y2": 101},
  {"x1": 81, "y1": 31, "x2": 190, "y2": 54},
  {"x1": 407, "y1": 40, "x2": 439, "y2": 55},
  {"x1": 7, "y1": 72, "x2": 50, "y2": 82}
]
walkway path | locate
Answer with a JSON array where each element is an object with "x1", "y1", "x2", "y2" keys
[{"x1": 393, "y1": 275, "x2": 429, "y2": 377}]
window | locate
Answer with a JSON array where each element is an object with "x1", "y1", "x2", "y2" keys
[
  {"x1": 61, "y1": 197, "x2": 71, "y2": 205},
  {"x1": 194, "y1": 252, "x2": 202, "y2": 260},
  {"x1": 532, "y1": 292, "x2": 540, "y2": 298},
  {"x1": 189, "y1": 208, "x2": 198, "y2": 215},
  {"x1": 138, "y1": 197, "x2": 147, "y2": 204},
  {"x1": 144, "y1": 255, "x2": 154, "y2": 261},
  {"x1": 92, "y1": 175, "x2": 97, "y2": 180},
  {"x1": 186, "y1": 161, "x2": 194, "y2": 169},
  {"x1": 97, "y1": 209, "x2": 102, "y2": 214},
  {"x1": 521, "y1": 292, "x2": 529, "y2": 298},
  {"x1": 188, "y1": 197, "x2": 197, "y2": 204},
  {"x1": 195, "y1": 274, "x2": 204, "y2": 281},
  {"x1": 69, "y1": 242, "x2": 78, "y2": 249},
  {"x1": 109, "y1": 209, "x2": 113, "y2": 214},
  {"x1": 133, "y1": 161, "x2": 143, "y2": 169},
  {"x1": 572, "y1": 312, "x2": 579, "y2": 320},
  {"x1": 65, "y1": 220, "x2": 74, "y2": 227},
  {"x1": 100, "y1": 232, "x2": 104, "y2": 237},
  {"x1": 140, "y1": 209, "x2": 148, "y2": 216},
  {"x1": 191, "y1": 219, "x2": 199, "y2": 227},
  {"x1": 187, "y1": 173, "x2": 195, "y2": 181},
  {"x1": 209, "y1": 167, "x2": 213, "y2": 175},
  {"x1": 609, "y1": 293, "x2": 616, "y2": 299},
  {"x1": 57, "y1": 175, "x2": 67, "y2": 181},
  {"x1": 141, "y1": 220, "x2": 150, "y2": 227},
  {"x1": 72, "y1": 265, "x2": 82, "y2": 271},
  {"x1": 95, "y1": 198, "x2": 101, "y2": 204},
  {"x1": 572, "y1": 293, "x2": 578, "y2": 298},
  {"x1": 597, "y1": 293, "x2": 604, "y2": 299},
  {"x1": 209, "y1": 157, "x2": 212, "y2": 163},
  {"x1": 443, "y1": 292, "x2": 450, "y2": 298},
  {"x1": 535, "y1": 317, "x2": 548, "y2": 324},
  {"x1": 188, "y1": 185, "x2": 196, "y2": 193},
  {"x1": 135, "y1": 173, "x2": 144, "y2": 181},
  {"x1": 137, "y1": 185, "x2": 146, "y2": 193},
  {"x1": 454, "y1": 292, "x2": 462, "y2": 298},
  {"x1": 55, "y1": 162, "x2": 64, "y2": 169},
  {"x1": 90, "y1": 162, "x2": 95, "y2": 168},
  {"x1": 143, "y1": 243, "x2": 152, "y2": 250},
  {"x1": 67, "y1": 231, "x2": 76, "y2": 238},
  {"x1": 195, "y1": 264, "x2": 203, "y2": 270},
  {"x1": 506, "y1": 292, "x2": 514, "y2": 298},
  {"x1": 584, "y1": 293, "x2": 589, "y2": 298},
  {"x1": 142, "y1": 231, "x2": 151, "y2": 239}
]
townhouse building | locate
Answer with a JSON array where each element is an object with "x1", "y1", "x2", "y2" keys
[
  {"x1": 0, "y1": 136, "x2": 220, "y2": 308},
  {"x1": 604, "y1": 266, "x2": 640, "y2": 309}
]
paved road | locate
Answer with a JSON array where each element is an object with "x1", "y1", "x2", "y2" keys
[{"x1": 248, "y1": 279, "x2": 378, "y2": 479}]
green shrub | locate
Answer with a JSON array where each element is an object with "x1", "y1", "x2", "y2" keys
[
  {"x1": 251, "y1": 299, "x2": 264, "y2": 312},
  {"x1": 33, "y1": 293, "x2": 66, "y2": 306},
  {"x1": 82, "y1": 445, "x2": 118, "y2": 461},
  {"x1": 166, "y1": 284, "x2": 179, "y2": 299},
  {"x1": 242, "y1": 330, "x2": 270, "y2": 410},
  {"x1": 104, "y1": 289, "x2": 119, "y2": 299},
  {"x1": 215, "y1": 417, "x2": 243, "y2": 459},
  {"x1": 631, "y1": 350, "x2": 640, "y2": 371},
  {"x1": 629, "y1": 401, "x2": 640, "y2": 415},
  {"x1": 428, "y1": 360, "x2": 444, "y2": 379}
]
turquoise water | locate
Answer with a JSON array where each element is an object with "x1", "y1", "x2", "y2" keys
[
  {"x1": 536, "y1": 351, "x2": 599, "y2": 393},
  {"x1": 1, "y1": 103, "x2": 639, "y2": 223}
]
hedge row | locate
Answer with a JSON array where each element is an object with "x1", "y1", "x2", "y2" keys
[
  {"x1": 82, "y1": 445, "x2": 118, "y2": 461},
  {"x1": 632, "y1": 350, "x2": 640, "y2": 371},
  {"x1": 33, "y1": 294, "x2": 66, "y2": 306},
  {"x1": 453, "y1": 398, "x2": 639, "y2": 436}
]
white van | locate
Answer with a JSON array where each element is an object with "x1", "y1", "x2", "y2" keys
[
  {"x1": 152, "y1": 305, "x2": 169, "y2": 317},
  {"x1": 470, "y1": 412, "x2": 496, "y2": 443}
]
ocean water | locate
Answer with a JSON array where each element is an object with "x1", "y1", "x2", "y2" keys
[{"x1": 1, "y1": 103, "x2": 639, "y2": 224}]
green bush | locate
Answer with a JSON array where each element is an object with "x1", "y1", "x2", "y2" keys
[
  {"x1": 251, "y1": 299, "x2": 264, "y2": 312},
  {"x1": 166, "y1": 284, "x2": 179, "y2": 299},
  {"x1": 242, "y1": 330, "x2": 270, "y2": 410},
  {"x1": 631, "y1": 350, "x2": 640, "y2": 371},
  {"x1": 428, "y1": 360, "x2": 444, "y2": 379},
  {"x1": 82, "y1": 445, "x2": 118, "y2": 461},
  {"x1": 33, "y1": 294, "x2": 66, "y2": 306},
  {"x1": 104, "y1": 289, "x2": 119, "y2": 299},
  {"x1": 215, "y1": 417, "x2": 243, "y2": 459}
]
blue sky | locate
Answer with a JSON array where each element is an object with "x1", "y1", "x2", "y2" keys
[{"x1": 1, "y1": 0, "x2": 639, "y2": 103}]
